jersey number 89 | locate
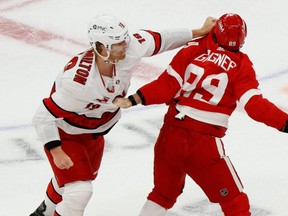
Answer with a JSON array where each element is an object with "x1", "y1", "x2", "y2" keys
[{"x1": 181, "y1": 63, "x2": 228, "y2": 105}]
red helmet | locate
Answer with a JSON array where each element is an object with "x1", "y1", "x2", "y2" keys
[{"x1": 213, "y1": 13, "x2": 247, "y2": 51}]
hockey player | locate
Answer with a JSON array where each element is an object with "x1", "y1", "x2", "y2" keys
[
  {"x1": 29, "y1": 14, "x2": 217, "y2": 216},
  {"x1": 113, "y1": 13, "x2": 288, "y2": 216}
]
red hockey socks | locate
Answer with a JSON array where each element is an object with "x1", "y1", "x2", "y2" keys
[{"x1": 220, "y1": 192, "x2": 251, "y2": 216}]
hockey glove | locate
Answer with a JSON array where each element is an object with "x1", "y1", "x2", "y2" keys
[{"x1": 280, "y1": 120, "x2": 288, "y2": 133}]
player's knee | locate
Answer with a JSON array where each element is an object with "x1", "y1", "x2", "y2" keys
[
  {"x1": 65, "y1": 181, "x2": 93, "y2": 209},
  {"x1": 220, "y1": 192, "x2": 251, "y2": 216},
  {"x1": 58, "y1": 181, "x2": 93, "y2": 215}
]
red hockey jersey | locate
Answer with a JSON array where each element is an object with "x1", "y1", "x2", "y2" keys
[{"x1": 139, "y1": 32, "x2": 288, "y2": 137}]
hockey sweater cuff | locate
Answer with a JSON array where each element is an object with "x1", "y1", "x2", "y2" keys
[{"x1": 44, "y1": 140, "x2": 61, "y2": 151}]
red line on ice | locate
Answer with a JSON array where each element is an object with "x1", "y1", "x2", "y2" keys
[
  {"x1": 0, "y1": 16, "x2": 163, "y2": 78},
  {"x1": 0, "y1": 0, "x2": 44, "y2": 12},
  {"x1": 0, "y1": 16, "x2": 87, "y2": 56}
]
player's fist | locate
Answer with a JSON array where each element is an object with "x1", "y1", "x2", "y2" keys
[
  {"x1": 50, "y1": 146, "x2": 74, "y2": 169},
  {"x1": 113, "y1": 97, "x2": 132, "y2": 108},
  {"x1": 202, "y1": 16, "x2": 218, "y2": 33},
  {"x1": 192, "y1": 16, "x2": 218, "y2": 38}
]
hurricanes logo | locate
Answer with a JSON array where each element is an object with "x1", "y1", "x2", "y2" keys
[
  {"x1": 97, "y1": 97, "x2": 109, "y2": 103},
  {"x1": 85, "y1": 103, "x2": 100, "y2": 110}
]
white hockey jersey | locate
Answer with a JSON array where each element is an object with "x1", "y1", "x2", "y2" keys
[{"x1": 33, "y1": 29, "x2": 192, "y2": 145}]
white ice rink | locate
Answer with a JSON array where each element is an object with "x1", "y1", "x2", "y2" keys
[{"x1": 1, "y1": 0, "x2": 288, "y2": 215}]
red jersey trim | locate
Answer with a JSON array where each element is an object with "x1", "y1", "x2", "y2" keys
[
  {"x1": 43, "y1": 98, "x2": 120, "y2": 130},
  {"x1": 145, "y1": 30, "x2": 162, "y2": 55}
]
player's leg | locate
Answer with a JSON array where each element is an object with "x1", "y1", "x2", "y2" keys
[
  {"x1": 52, "y1": 134, "x2": 104, "y2": 216},
  {"x1": 185, "y1": 135, "x2": 251, "y2": 216},
  {"x1": 139, "y1": 125, "x2": 186, "y2": 216},
  {"x1": 41, "y1": 132, "x2": 104, "y2": 216},
  {"x1": 220, "y1": 192, "x2": 250, "y2": 216},
  {"x1": 55, "y1": 181, "x2": 93, "y2": 216},
  {"x1": 139, "y1": 200, "x2": 166, "y2": 216},
  {"x1": 30, "y1": 177, "x2": 63, "y2": 216}
]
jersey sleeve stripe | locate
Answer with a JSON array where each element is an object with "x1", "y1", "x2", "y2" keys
[
  {"x1": 43, "y1": 98, "x2": 120, "y2": 130},
  {"x1": 239, "y1": 89, "x2": 261, "y2": 106},
  {"x1": 145, "y1": 30, "x2": 162, "y2": 55},
  {"x1": 167, "y1": 65, "x2": 183, "y2": 86}
]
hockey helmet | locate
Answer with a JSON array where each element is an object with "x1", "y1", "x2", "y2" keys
[
  {"x1": 213, "y1": 13, "x2": 247, "y2": 51},
  {"x1": 88, "y1": 14, "x2": 130, "y2": 51}
]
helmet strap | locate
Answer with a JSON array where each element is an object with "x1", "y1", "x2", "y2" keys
[
  {"x1": 94, "y1": 49, "x2": 118, "y2": 64},
  {"x1": 94, "y1": 47, "x2": 112, "y2": 63}
]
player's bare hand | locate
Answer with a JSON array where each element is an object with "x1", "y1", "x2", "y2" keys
[
  {"x1": 113, "y1": 97, "x2": 132, "y2": 108},
  {"x1": 50, "y1": 146, "x2": 74, "y2": 169},
  {"x1": 192, "y1": 16, "x2": 218, "y2": 38},
  {"x1": 202, "y1": 16, "x2": 218, "y2": 33}
]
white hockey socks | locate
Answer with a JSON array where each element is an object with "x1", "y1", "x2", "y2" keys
[
  {"x1": 139, "y1": 200, "x2": 167, "y2": 216},
  {"x1": 55, "y1": 180, "x2": 93, "y2": 216}
]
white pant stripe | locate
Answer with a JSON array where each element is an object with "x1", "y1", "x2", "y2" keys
[{"x1": 215, "y1": 137, "x2": 243, "y2": 192}]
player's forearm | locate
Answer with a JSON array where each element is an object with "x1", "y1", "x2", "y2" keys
[
  {"x1": 33, "y1": 103, "x2": 61, "y2": 149},
  {"x1": 245, "y1": 94, "x2": 288, "y2": 131},
  {"x1": 192, "y1": 28, "x2": 207, "y2": 38},
  {"x1": 158, "y1": 29, "x2": 192, "y2": 52}
]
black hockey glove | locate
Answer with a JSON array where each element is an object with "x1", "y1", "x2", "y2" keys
[{"x1": 280, "y1": 120, "x2": 288, "y2": 133}]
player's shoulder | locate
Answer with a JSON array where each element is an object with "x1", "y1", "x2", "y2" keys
[
  {"x1": 235, "y1": 51, "x2": 254, "y2": 69},
  {"x1": 63, "y1": 49, "x2": 94, "y2": 72},
  {"x1": 240, "y1": 52, "x2": 252, "y2": 64},
  {"x1": 175, "y1": 36, "x2": 206, "y2": 59},
  {"x1": 126, "y1": 29, "x2": 157, "y2": 56},
  {"x1": 130, "y1": 29, "x2": 154, "y2": 45},
  {"x1": 182, "y1": 35, "x2": 208, "y2": 52},
  {"x1": 60, "y1": 49, "x2": 96, "y2": 91}
]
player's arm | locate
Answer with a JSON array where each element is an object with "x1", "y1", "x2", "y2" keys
[
  {"x1": 113, "y1": 47, "x2": 191, "y2": 108},
  {"x1": 131, "y1": 16, "x2": 216, "y2": 57},
  {"x1": 113, "y1": 70, "x2": 179, "y2": 108},
  {"x1": 33, "y1": 101, "x2": 61, "y2": 150},
  {"x1": 33, "y1": 101, "x2": 74, "y2": 169},
  {"x1": 155, "y1": 16, "x2": 217, "y2": 53},
  {"x1": 33, "y1": 77, "x2": 77, "y2": 166},
  {"x1": 235, "y1": 58, "x2": 288, "y2": 132},
  {"x1": 244, "y1": 93, "x2": 288, "y2": 132}
]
